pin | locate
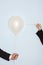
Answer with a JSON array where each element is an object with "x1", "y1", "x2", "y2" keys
[{"x1": 26, "y1": 24, "x2": 36, "y2": 26}]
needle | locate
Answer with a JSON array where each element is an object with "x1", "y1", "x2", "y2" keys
[{"x1": 26, "y1": 24, "x2": 36, "y2": 26}]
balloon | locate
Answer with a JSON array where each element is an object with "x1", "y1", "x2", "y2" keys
[{"x1": 8, "y1": 16, "x2": 24, "y2": 35}]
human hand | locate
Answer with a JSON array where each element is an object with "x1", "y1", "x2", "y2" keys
[
  {"x1": 36, "y1": 23, "x2": 42, "y2": 31},
  {"x1": 11, "y1": 53, "x2": 19, "y2": 60}
]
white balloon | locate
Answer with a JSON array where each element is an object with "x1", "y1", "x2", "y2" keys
[{"x1": 8, "y1": 16, "x2": 24, "y2": 35}]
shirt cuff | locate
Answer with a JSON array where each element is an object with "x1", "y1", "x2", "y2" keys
[
  {"x1": 9, "y1": 54, "x2": 12, "y2": 60},
  {"x1": 38, "y1": 29, "x2": 42, "y2": 31}
]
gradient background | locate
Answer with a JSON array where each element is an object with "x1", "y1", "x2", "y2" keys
[{"x1": 0, "y1": 0, "x2": 43, "y2": 65}]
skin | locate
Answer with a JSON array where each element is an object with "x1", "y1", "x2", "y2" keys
[
  {"x1": 11, "y1": 53, "x2": 19, "y2": 60},
  {"x1": 36, "y1": 23, "x2": 42, "y2": 30}
]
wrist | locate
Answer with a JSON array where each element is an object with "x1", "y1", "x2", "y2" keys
[
  {"x1": 9, "y1": 54, "x2": 12, "y2": 60},
  {"x1": 38, "y1": 28, "x2": 42, "y2": 31}
]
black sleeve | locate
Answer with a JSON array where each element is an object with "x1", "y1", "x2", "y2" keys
[
  {"x1": 0, "y1": 49, "x2": 11, "y2": 61},
  {"x1": 36, "y1": 29, "x2": 43, "y2": 45}
]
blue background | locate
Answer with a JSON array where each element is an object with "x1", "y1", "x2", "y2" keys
[{"x1": 0, "y1": 0, "x2": 43, "y2": 65}]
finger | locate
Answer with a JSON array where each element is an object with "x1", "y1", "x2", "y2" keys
[{"x1": 14, "y1": 56, "x2": 18, "y2": 60}]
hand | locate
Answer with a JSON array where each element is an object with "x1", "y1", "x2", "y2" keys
[
  {"x1": 11, "y1": 53, "x2": 19, "y2": 60},
  {"x1": 36, "y1": 23, "x2": 42, "y2": 31}
]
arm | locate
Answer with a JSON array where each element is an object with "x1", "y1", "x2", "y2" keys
[
  {"x1": 0, "y1": 49, "x2": 19, "y2": 61},
  {"x1": 36, "y1": 24, "x2": 43, "y2": 45},
  {"x1": 36, "y1": 29, "x2": 43, "y2": 45},
  {"x1": 0, "y1": 49, "x2": 10, "y2": 61}
]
